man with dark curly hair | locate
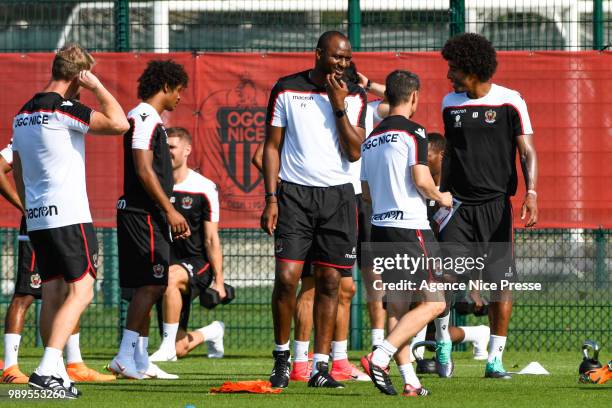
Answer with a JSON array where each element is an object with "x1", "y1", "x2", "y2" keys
[
  {"x1": 439, "y1": 33, "x2": 538, "y2": 379},
  {"x1": 109, "y1": 60, "x2": 190, "y2": 380}
]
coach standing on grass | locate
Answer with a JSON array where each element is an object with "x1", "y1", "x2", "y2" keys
[
  {"x1": 12, "y1": 44, "x2": 129, "y2": 398},
  {"x1": 109, "y1": 60, "x2": 190, "y2": 380},
  {"x1": 261, "y1": 31, "x2": 366, "y2": 388},
  {"x1": 439, "y1": 33, "x2": 538, "y2": 379}
]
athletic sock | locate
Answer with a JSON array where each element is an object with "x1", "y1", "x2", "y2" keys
[
  {"x1": 134, "y1": 337, "x2": 149, "y2": 370},
  {"x1": 273, "y1": 341, "x2": 290, "y2": 352},
  {"x1": 197, "y1": 322, "x2": 223, "y2": 341},
  {"x1": 331, "y1": 340, "x2": 348, "y2": 361},
  {"x1": 56, "y1": 359, "x2": 71, "y2": 387},
  {"x1": 311, "y1": 353, "x2": 329, "y2": 377},
  {"x1": 159, "y1": 323, "x2": 179, "y2": 353},
  {"x1": 409, "y1": 325, "x2": 428, "y2": 361},
  {"x1": 371, "y1": 340, "x2": 396, "y2": 368},
  {"x1": 293, "y1": 340, "x2": 310, "y2": 362},
  {"x1": 398, "y1": 363, "x2": 421, "y2": 388},
  {"x1": 36, "y1": 347, "x2": 62, "y2": 376},
  {"x1": 487, "y1": 335, "x2": 507, "y2": 363},
  {"x1": 3, "y1": 333, "x2": 21, "y2": 368},
  {"x1": 460, "y1": 325, "x2": 485, "y2": 343},
  {"x1": 371, "y1": 329, "x2": 385, "y2": 348},
  {"x1": 117, "y1": 329, "x2": 139, "y2": 360},
  {"x1": 434, "y1": 313, "x2": 451, "y2": 342},
  {"x1": 65, "y1": 333, "x2": 83, "y2": 364}
]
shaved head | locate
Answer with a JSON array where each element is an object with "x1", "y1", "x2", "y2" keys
[{"x1": 316, "y1": 31, "x2": 349, "y2": 51}]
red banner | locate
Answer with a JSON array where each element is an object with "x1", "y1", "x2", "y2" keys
[{"x1": 0, "y1": 52, "x2": 610, "y2": 229}]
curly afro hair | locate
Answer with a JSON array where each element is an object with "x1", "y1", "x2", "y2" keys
[
  {"x1": 442, "y1": 33, "x2": 497, "y2": 82},
  {"x1": 137, "y1": 60, "x2": 188, "y2": 100}
]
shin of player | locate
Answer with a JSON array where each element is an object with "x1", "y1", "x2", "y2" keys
[
  {"x1": 359, "y1": 70, "x2": 453, "y2": 397},
  {"x1": 110, "y1": 60, "x2": 189, "y2": 380},
  {"x1": 150, "y1": 127, "x2": 225, "y2": 362},
  {"x1": 12, "y1": 44, "x2": 129, "y2": 397}
]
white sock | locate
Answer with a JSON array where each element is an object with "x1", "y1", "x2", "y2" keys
[
  {"x1": 371, "y1": 329, "x2": 385, "y2": 348},
  {"x1": 434, "y1": 314, "x2": 451, "y2": 342},
  {"x1": 488, "y1": 335, "x2": 507, "y2": 363},
  {"x1": 409, "y1": 325, "x2": 428, "y2": 361},
  {"x1": 293, "y1": 340, "x2": 310, "y2": 362},
  {"x1": 36, "y1": 347, "x2": 62, "y2": 376},
  {"x1": 117, "y1": 329, "x2": 139, "y2": 360},
  {"x1": 160, "y1": 323, "x2": 179, "y2": 352},
  {"x1": 134, "y1": 337, "x2": 149, "y2": 370},
  {"x1": 273, "y1": 341, "x2": 290, "y2": 352},
  {"x1": 56, "y1": 359, "x2": 71, "y2": 387},
  {"x1": 460, "y1": 326, "x2": 485, "y2": 343},
  {"x1": 399, "y1": 363, "x2": 421, "y2": 388},
  {"x1": 3, "y1": 333, "x2": 21, "y2": 368},
  {"x1": 371, "y1": 340, "x2": 396, "y2": 368},
  {"x1": 331, "y1": 340, "x2": 348, "y2": 361},
  {"x1": 311, "y1": 353, "x2": 329, "y2": 377},
  {"x1": 65, "y1": 333, "x2": 83, "y2": 364},
  {"x1": 198, "y1": 322, "x2": 223, "y2": 341}
]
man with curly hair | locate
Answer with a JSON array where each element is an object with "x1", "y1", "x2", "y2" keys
[
  {"x1": 439, "y1": 33, "x2": 538, "y2": 379},
  {"x1": 109, "y1": 60, "x2": 190, "y2": 380}
]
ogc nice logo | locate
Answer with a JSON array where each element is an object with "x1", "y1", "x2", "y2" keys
[{"x1": 217, "y1": 107, "x2": 266, "y2": 193}]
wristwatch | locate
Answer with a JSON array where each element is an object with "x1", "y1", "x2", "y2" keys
[{"x1": 334, "y1": 109, "x2": 347, "y2": 118}]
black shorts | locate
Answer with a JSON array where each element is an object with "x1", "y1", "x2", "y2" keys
[
  {"x1": 14, "y1": 218, "x2": 42, "y2": 299},
  {"x1": 301, "y1": 257, "x2": 354, "y2": 279},
  {"x1": 438, "y1": 197, "x2": 515, "y2": 283},
  {"x1": 28, "y1": 223, "x2": 98, "y2": 283},
  {"x1": 118, "y1": 210, "x2": 170, "y2": 288},
  {"x1": 172, "y1": 256, "x2": 213, "y2": 330},
  {"x1": 275, "y1": 181, "x2": 357, "y2": 270}
]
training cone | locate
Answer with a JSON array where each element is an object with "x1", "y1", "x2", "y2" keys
[{"x1": 518, "y1": 362, "x2": 549, "y2": 375}]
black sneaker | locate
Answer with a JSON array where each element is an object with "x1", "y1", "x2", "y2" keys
[
  {"x1": 360, "y1": 352, "x2": 397, "y2": 395},
  {"x1": 270, "y1": 350, "x2": 291, "y2": 388},
  {"x1": 28, "y1": 372, "x2": 78, "y2": 399},
  {"x1": 307, "y1": 362, "x2": 344, "y2": 388}
]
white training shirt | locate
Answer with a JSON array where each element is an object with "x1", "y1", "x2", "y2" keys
[
  {"x1": 361, "y1": 115, "x2": 430, "y2": 230},
  {"x1": 266, "y1": 70, "x2": 367, "y2": 187},
  {"x1": 349, "y1": 100, "x2": 383, "y2": 195},
  {"x1": 12, "y1": 92, "x2": 93, "y2": 231}
]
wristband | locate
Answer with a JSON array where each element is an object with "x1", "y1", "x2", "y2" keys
[
  {"x1": 526, "y1": 189, "x2": 537, "y2": 197},
  {"x1": 265, "y1": 192, "x2": 277, "y2": 199},
  {"x1": 365, "y1": 79, "x2": 372, "y2": 91}
]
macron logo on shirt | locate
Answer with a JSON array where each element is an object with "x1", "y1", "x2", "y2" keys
[
  {"x1": 415, "y1": 128, "x2": 426, "y2": 138},
  {"x1": 60, "y1": 101, "x2": 73, "y2": 107}
]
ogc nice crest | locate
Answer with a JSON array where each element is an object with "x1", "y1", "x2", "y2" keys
[{"x1": 217, "y1": 107, "x2": 265, "y2": 193}]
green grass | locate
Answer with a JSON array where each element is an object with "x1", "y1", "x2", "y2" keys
[{"x1": 0, "y1": 348, "x2": 609, "y2": 408}]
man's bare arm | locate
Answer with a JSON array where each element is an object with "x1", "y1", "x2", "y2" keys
[
  {"x1": 251, "y1": 142, "x2": 264, "y2": 174},
  {"x1": 12, "y1": 153, "x2": 25, "y2": 212},
  {"x1": 260, "y1": 126, "x2": 284, "y2": 234},
  {"x1": 517, "y1": 134, "x2": 538, "y2": 227},
  {"x1": 0, "y1": 156, "x2": 23, "y2": 213},
  {"x1": 133, "y1": 149, "x2": 190, "y2": 238},
  {"x1": 203, "y1": 220, "x2": 225, "y2": 298},
  {"x1": 326, "y1": 74, "x2": 365, "y2": 162}
]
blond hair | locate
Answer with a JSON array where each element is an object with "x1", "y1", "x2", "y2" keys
[{"x1": 52, "y1": 44, "x2": 95, "y2": 81}]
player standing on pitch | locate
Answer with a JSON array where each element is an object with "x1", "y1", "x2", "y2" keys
[
  {"x1": 359, "y1": 70, "x2": 452, "y2": 397},
  {"x1": 109, "y1": 60, "x2": 189, "y2": 380},
  {"x1": 261, "y1": 31, "x2": 366, "y2": 388},
  {"x1": 0, "y1": 142, "x2": 115, "y2": 384},
  {"x1": 439, "y1": 33, "x2": 538, "y2": 379},
  {"x1": 12, "y1": 44, "x2": 129, "y2": 397},
  {"x1": 149, "y1": 127, "x2": 226, "y2": 362}
]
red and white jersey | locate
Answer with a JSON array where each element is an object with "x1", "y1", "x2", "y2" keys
[
  {"x1": 266, "y1": 70, "x2": 367, "y2": 187},
  {"x1": 361, "y1": 115, "x2": 430, "y2": 230},
  {"x1": 12, "y1": 92, "x2": 93, "y2": 231}
]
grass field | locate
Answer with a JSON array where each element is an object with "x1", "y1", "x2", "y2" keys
[{"x1": 0, "y1": 348, "x2": 608, "y2": 408}]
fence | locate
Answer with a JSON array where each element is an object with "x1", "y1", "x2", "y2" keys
[
  {"x1": 0, "y1": 0, "x2": 611, "y2": 52},
  {"x1": 0, "y1": 1, "x2": 610, "y2": 353}
]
